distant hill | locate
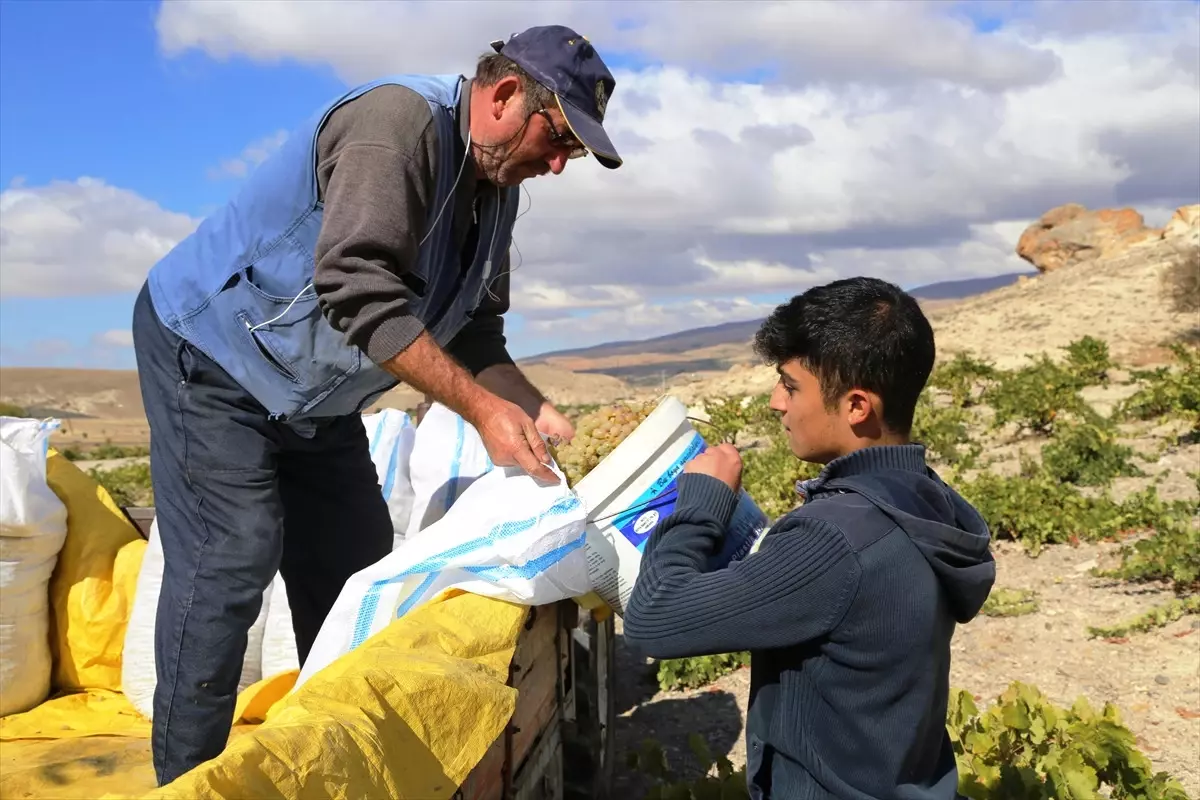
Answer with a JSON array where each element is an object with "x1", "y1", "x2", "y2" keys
[{"x1": 523, "y1": 271, "x2": 1032, "y2": 366}]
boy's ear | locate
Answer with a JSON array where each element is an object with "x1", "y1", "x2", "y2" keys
[{"x1": 844, "y1": 388, "x2": 881, "y2": 426}]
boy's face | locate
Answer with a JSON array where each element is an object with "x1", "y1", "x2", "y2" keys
[
  {"x1": 768, "y1": 359, "x2": 886, "y2": 464},
  {"x1": 768, "y1": 359, "x2": 843, "y2": 464}
]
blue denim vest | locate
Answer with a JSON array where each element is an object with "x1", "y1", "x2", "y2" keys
[{"x1": 147, "y1": 74, "x2": 519, "y2": 433}]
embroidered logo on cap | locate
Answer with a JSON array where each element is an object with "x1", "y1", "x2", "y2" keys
[{"x1": 595, "y1": 80, "x2": 609, "y2": 120}]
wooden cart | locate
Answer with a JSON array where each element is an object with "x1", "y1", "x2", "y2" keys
[{"x1": 121, "y1": 507, "x2": 618, "y2": 800}]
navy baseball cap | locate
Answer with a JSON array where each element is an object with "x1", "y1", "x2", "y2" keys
[{"x1": 489, "y1": 25, "x2": 622, "y2": 169}]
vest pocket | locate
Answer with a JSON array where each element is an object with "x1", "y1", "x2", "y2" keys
[{"x1": 236, "y1": 311, "x2": 302, "y2": 384}]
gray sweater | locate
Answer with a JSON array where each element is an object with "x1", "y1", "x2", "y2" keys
[{"x1": 311, "y1": 80, "x2": 513, "y2": 376}]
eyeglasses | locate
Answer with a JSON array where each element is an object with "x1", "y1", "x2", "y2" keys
[{"x1": 534, "y1": 108, "x2": 588, "y2": 159}]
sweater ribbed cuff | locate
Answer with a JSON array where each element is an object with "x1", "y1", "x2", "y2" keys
[
  {"x1": 676, "y1": 473, "x2": 739, "y2": 527},
  {"x1": 362, "y1": 313, "x2": 426, "y2": 365}
]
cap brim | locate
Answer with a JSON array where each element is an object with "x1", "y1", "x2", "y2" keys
[{"x1": 555, "y1": 95, "x2": 622, "y2": 170}]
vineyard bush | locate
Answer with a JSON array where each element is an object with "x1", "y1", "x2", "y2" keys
[
  {"x1": 980, "y1": 588, "x2": 1039, "y2": 617},
  {"x1": 88, "y1": 462, "x2": 154, "y2": 506},
  {"x1": 948, "y1": 683, "x2": 1190, "y2": 799},
  {"x1": 1117, "y1": 343, "x2": 1200, "y2": 429},
  {"x1": 929, "y1": 352, "x2": 999, "y2": 409},
  {"x1": 984, "y1": 355, "x2": 1089, "y2": 436},
  {"x1": 630, "y1": 682, "x2": 1189, "y2": 799},
  {"x1": 911, "y1": 390, "x2": 981, "y2": 468},
  {"x1": 1037, "y1": 419, "x2": 1143, "y2": 486},
  {"x1": 656, "y1": 652, "x2": 751, "y2": 692},
  {"x1": 1063, "y1": 335, "x2": 1116, "y2": 386}
]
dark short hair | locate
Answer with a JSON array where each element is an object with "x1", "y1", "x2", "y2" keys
[
  {"x1": 753, "y1": 276, "x2": 935, "y2": 434},
  {"x1": 474, "y1": 52, "x2": 557, "y2": 114}
]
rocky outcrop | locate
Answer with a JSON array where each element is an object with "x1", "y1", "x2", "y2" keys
[
  {"x1": 1160, "y1": 204, "x2": 1200, "y2": 252},
  {"x1": 1016, "y1": 203, "x2": 1161, "y2": 273}
]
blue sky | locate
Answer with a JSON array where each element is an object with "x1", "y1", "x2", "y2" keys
[
  {"x1": 2, "y1": 0, "x2": 1196, "y2": 370},
  {"x1": 0, "y1": 0, "x2": 346, "y2": 368}
]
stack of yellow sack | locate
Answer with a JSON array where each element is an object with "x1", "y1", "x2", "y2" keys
[{"x1": 0, "y1": 451, "x2": 527, "y2": 799}]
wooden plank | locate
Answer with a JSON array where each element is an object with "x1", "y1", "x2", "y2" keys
[
  {"x1": 513, "y1": 713, "x2": 563, "y2": 800},
  {"x1": 460, "y1": 603, "x2": 570, "y2": 800}
]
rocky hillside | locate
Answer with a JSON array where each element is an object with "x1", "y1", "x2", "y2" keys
[{"x1": 663, "y1": 203, "x2": 1199, "y2": 405}]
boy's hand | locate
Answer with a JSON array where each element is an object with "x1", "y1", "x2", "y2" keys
[{"x1": 684, "y1": 443, "x2": 743, "y2": 493}]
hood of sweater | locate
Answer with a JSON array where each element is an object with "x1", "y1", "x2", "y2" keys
[{"x1": 797, "y1": 444, "x2": 996, "y2": 623}]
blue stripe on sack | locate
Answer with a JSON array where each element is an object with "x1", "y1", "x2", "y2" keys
[
  {"x1": 443, "y1": 414, "x2": 466, "y2": 514},
  {"x1": 348, "y1": 494, "x2": 582, "y2": 645},
  {"x1": 367, "y1": 414, "x2": 384, "y2": 460},
  {"x1": 381, "y1": 430, "x2": 401, "y2": 501},
  {"x1": 462, "y1": 529, "x2": 587, "y2": 581},
  {"x1": 394, "y1": 571, "x2": 440, "y2": 619}
]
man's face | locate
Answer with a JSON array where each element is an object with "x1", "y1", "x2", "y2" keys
[
  {"x1": 473, "y1": 81, "x2": 586, "y2": 187},
  {"x1": 768, "y1": 359, "x2": 845, "y2": 464}
]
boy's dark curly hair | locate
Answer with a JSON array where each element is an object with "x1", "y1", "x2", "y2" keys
[{"x1": 753, "y1": 276, "x2": 936, "y2": 435}]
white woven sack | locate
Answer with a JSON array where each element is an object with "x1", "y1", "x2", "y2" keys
[
  {"x1": 361, "y1": 408, "x2": 417, "y2": 550},
  {"x1": 122, "y1": 518, "x2": 271, "y2": 720},
  {"x1": 403, "y1": 403, "x2": 494, "y2": 539},
  {"x1": 0, "y1": 417, "x2": 69, "y2": 716},
  {"x1": 259, "y1": 573, "x2": 300, "y2": 679},
  {"x1": 297, "y1": 457, "x2": 590, "y2": 691}
]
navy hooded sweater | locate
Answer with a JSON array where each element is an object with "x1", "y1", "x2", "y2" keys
[{"x1": 622, "y1": 444, "x2": 996, "y2": 800}]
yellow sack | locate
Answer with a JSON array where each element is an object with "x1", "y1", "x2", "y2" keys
[
  {"x1": 141, "y1": 591, "x2": 528, "y2": 800},
  {"x1": 44, "y1": 450, "x2": 145, "y2": 692}
]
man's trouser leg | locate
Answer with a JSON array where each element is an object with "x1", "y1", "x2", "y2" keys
[
  {"x1": 276, "y1": 412, "x2": 394, "y2": 664},
  {"x1": 132, "y1": 283, "x2": 392, "y2": 784}
]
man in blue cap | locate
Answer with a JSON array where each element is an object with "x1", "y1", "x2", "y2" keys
[{"x1": 131, "y1": 24, "x2": 621, "y2": 784}]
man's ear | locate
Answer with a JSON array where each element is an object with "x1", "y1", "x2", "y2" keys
[{"x1": 490, "y1": 76, "x2": 522, "y2": 118}]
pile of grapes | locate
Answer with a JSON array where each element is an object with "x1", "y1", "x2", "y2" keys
[{"x1": 548, "y1": 401, "x2": 657, "y2": 487}]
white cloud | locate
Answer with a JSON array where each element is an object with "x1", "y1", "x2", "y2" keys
[
  {"x1": 524, "y1": 297, "x2": 780, "y2": 345},
  {"x1": 155, "y1": 0, "x2": 1061, "y2": 90},
  {"x1": 0, "y1": 178, "x2": 199, "y2": 298},
  {"x1": 5, "y1": 0, "x2": 1198, "y2": 355},
  {"x1": 91, "y1": 329, "x2": 134, "y2": 348},
  {"x1": 207, "y1": 130, "x2": 289, "y2": 180}
]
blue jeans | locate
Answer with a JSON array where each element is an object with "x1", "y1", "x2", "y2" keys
[{"x1": 131, "y1": 282, "x2": 393, "y2": 785}]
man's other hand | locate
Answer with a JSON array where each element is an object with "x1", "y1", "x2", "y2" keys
[
  {"x1": 683, "y1": 443, "x2": 743, "y2": 493},
  {"x1": 535, "y1": 403, "x2": 575, "y2": 444},
  {"x1": 469, "y1": 395, "x2": 560, "y2": 484}
]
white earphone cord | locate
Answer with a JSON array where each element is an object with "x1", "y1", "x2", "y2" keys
[{"x1": 249, "y1": 129, "x2": 478, "y2": 334}]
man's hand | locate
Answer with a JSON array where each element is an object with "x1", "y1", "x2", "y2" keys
[
  {"x1": 683, "y1": 443, "x2": 743, "y2": 493},
  {"x1": 466, "y1": 394, "x2": 559, "y2": 484},
  {"x1": 379, "y1": 331, "x2": 558, "y2": 484},
  {"x1": 535, "y1": 402, "x2": 575, "y2": 444}
]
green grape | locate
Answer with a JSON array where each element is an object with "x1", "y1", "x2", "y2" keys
[{"x1": 547, "y1": 400, "x2": 657, "y2": 488}]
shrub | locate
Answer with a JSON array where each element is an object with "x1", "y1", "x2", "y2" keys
[
  {"x1": 656, "y1": 652, "x2": 751, "y2": 693},
  {"x1": 980, "y1": 588, "x2": 1039, "y2": 618},
  {"x1": 1063, "y1": 335, "x2": 1116, "y2": 386},
  {"x1": 949, "y1": 682, "x2": 1190, "y2": 799},
  {"x1": 1038, "y1": 419, "x2": 1143, "y2": 486},
  {"x1": 0, "y1": 401, "x2": 28, "y2": 417},
  {"x1": 912, "y1": 390, "x2": 981, "y2": 468},
  {"x1": 1087, "y1": 595, "x2": 1200, "y2": 639},
  {"x1": 88, "y1": 462, "x2": 154, "y2": 507},
  {"x1": 930, "y1": 352, "x2": 999, "y2": 409},
  {"x1": 1161, "y1": 247, "x2": 1200, "y2": 314},
  {"x1": 1118, "y1": 343, "x2": 1200, "y2": 428},
  {"x1": 984, "y1": 356, "x2": 1089, "y2": 436}
]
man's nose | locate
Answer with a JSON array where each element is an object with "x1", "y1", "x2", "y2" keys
[{"x1": 547, "y1": 151, "x2": 569, "y2": 175}]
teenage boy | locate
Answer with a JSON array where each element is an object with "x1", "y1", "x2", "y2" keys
[{"x1": 623, "y1": 276, "x2": 996, "y2": 799}]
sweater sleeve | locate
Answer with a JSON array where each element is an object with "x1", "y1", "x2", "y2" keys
[
  {"x1": 445, "y1": 250, "x2": 515, "y2": 375},
  {"x1": 622, "y1": 474, "x2": 861, "y2": 660},
  {"x1": 311, "y1": 85, "x2": 440, "y2": 366}
]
